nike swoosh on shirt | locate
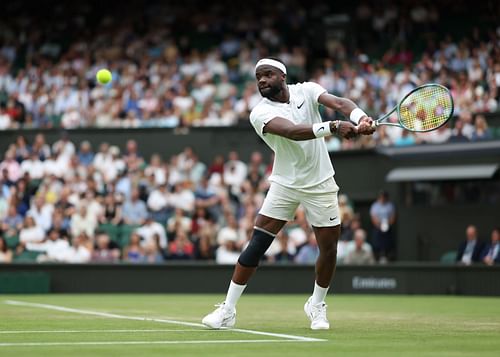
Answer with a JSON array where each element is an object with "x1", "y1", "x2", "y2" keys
[
  {"x1": 297, "y1": 101, "x2": 305, "y2": 109},
  {"x1": 329, "y1": 216, "x2": 337, "y2": 221}
]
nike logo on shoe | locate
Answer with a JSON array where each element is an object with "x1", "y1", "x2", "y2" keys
[{"x1": 297, "y1": 101, "x2": 305, "y2": 109}]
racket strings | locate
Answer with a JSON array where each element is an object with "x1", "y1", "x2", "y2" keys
[{"x1": 399, "y1": 86, "x2": 453, "y2": 131}]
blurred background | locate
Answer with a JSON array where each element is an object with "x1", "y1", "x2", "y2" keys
[{"x1": 0, "y1": 0, "x2": 499, "y2": 294}]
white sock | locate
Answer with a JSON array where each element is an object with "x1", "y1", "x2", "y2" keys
[
  {"x1": 311, "y1": 281, "x2": 329, "y2": 305},
  {"x1": 224, "y1": 281, "x2": 247, "y2": 310}
]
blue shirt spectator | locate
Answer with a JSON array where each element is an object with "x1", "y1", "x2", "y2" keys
[{"x1": 122, "y1": 189, "x2": 148, "y2": 225}]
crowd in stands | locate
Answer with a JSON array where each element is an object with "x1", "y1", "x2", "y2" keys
[
  {"x1": 0, "y1": 1, "x2": 498, "y2": 150},
  {"x1": 0, "y1": 134, "x2": 498, "y2": 265},
  {"x1": 0, "y1": 134, "x2": 377, "y2": 264}
]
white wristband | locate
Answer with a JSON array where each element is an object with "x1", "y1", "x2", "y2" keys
[
  {"x1": 349, "y1": 108, "x2": 367, "y2": 124},
  {"x1": 312, "y1": 122, "x2": 332, "y2": 138}
]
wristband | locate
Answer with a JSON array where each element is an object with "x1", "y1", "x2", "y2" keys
[
  {"x1": 312, "y1": 122, "x2": 332, "y2": 138},
  {"x1": 349, "y1": 108, "x2": 367, "y2": 124}
]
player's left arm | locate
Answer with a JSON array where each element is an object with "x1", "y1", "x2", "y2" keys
[{"x1": 318, "y1": 93, "x2": 375, "y2": 135}]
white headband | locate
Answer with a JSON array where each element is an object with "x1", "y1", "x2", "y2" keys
[{"x1": 255, "y1": 59, "x2": 287, "y2": 74}]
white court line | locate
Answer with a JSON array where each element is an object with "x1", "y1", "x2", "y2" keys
[
  {"x1": 4, "y1": 300, "x2": 325, "y2": 343},
  {"x1": 0, "y1": 340, "x2": 312, "y2": 347},
  {"x1": 0, "y1": 329, "x2": 213, "y2": 334}
]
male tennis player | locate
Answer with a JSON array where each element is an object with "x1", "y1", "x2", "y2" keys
[{"x1": 202, "y1": 58, "x2": 375, "y2": 330}]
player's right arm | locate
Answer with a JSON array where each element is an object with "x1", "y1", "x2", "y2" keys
[{"x1": 263, "y1": 117, "x2": 358, "y2": 141}]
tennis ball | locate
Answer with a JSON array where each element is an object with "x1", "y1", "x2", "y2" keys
[{"x1": 96, "y1": 69, "x2": 112, "y2": 84}]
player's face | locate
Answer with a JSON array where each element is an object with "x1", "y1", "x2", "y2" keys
[{"x1": 256, "y1": 66, "x2": 284, "y2": 98}]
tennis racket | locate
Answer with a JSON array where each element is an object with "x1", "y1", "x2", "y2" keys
[{"x1": 372, "y1": 83, "x2": 454, "y2": 132}]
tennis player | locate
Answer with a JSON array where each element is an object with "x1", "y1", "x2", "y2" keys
[{"x1": 202, "y1": 58, "x2": 375, "y2": 330}]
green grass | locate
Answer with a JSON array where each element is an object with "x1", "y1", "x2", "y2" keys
[{"x1": 0, "y1": 294, "x2": 499, "y2": 357}]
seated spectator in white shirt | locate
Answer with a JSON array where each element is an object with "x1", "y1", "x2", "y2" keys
[
  {"x1": 27, "y1": 196, "x2": 54, "y2": 232},
  {"x1": 147, "y1": 184, "x2": 171, "y2": 222},
  {"x1": 19, "y1": 216, "x2": 45, "y2": 244},
  {"x1": 60, "y1": 233, "x2": 92, "y2": 263},
  {"x1": 215, "y1": 232, "x2": 241, "y2": 264},
  {"x1": 136, "y1": 216, "x2": 168, "y2": 249},
  {"x1": 70, "y1": 205, "x2": 98, "y2": 238},
  {"x1": 21, "y1": 152, "x2": 45, "y2": 180},
  {"x1": 25, "y1": 229, "x2": 70, "y2": 261},
  {"x1": 344, "y1": 229, "x2": 375, "y2": 265}
]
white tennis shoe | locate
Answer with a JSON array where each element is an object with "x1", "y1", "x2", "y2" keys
[
  {"x1": 304, "y1": 296, "x2": 330, "y2": 330},
  {"x1": 202, "y1": 302, "x2": 236, "y2": 329}
]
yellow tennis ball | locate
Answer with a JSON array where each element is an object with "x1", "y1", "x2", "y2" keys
[{"x1": 96, "y1": 69, "x2": 112, "y2": 84}]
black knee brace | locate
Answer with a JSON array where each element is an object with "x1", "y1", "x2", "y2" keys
[{"x1": 238, "y1": 227, "x2": 275, "y2": 267}]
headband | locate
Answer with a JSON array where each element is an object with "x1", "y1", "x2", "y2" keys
[{"x1": 255, "y1": 59, "x2": 287, "y2": 74}]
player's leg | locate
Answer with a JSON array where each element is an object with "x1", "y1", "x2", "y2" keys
[
  {"x1": 232, "y1": 214, "x2": 287, "y2": 284},
  {"x1": 313, "y1": 225, "x2": 340, "y2": 289},
  {"x1": 301, "y1": 177, "x2": 340, "y2": 330},
  {"x1": 202, "y1": 183, "x2": 297, "y2": 329}
]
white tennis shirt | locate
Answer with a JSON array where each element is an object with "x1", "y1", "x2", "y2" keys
[{"x1": 250, "y1": 81, "x2": 335, "y2": 189}]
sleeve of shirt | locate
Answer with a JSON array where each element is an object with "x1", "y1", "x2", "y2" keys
[
  {"x1": 249, "y1": 105, "x2": 276, "y2": 137},
  {"x1": 302, "y1": 81, "x2": 328, "y2": 104}
]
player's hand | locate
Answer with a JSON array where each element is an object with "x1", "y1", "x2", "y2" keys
[
  {"x1": 357, "y1": 116, "x2": 376, "y2": 135},
  {"x1": 337, "y1": 121, "x2": 358, "y2": 139}
]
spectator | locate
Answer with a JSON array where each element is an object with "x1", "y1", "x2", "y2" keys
[
  {"x1": 26, "y1": 196, "x2": 54, "y2": 232},
  {"x1": 268, "y1": 230, "x2": 296, "y2": 263},
  {"x1": 470, "y1": 114, "x2": 492, "y2": 141},
  {"x1": 14, "y1": 135, "x2": 31, "y2": 163},
  {"x1": 0, "y1": 236, "x2": 13, "y2": 263},
  {"x1": 70, "y1": 205, "x2": 98, "y2": 238},
  {"x1": 194, "y1": 227, "x2": 216, "y2": 260},
  {"x1": 21, "y1": 152, "x2": 45, "y2": 181},
  {"x1": 99, "y1": 193, "x2": 123, "y2": 225},
  {"x1": 215, "y1": 232, "x2": 241, "y2": 264},
  {"x1": 295, "y1": 232, "x2": 319, "y2": 264},
  {"x1": 456, "y1": 225, "x2": 484, "y2": 265},
  {"x1": 19, "y1": 215, "x2": 45, "y2": 245},
  {"x1": 344, "y1": 229, "x2": 375, "y2": 265},
  {"x1": 77, "y1": 141, "x2": 95, "y2": 167},
  {"x1": 122, "y1": 188, "x2": 148, "y2": 225},
  {"x1": 91, "y1": 231, "x2": 121, "y2": 262},
  {"x1": 166, "y1": 208, "x2": 192, "y2": 240},
  {"x1": 123, "y1": 232, "x2": 145, "y2": 263},
  {"x1": 448, "y1": 119, "x2": 470, "y2": 143},
  {"x1": 480, "y1": 228, "x2": 500, "y2": 266},
  {"x1": 147, "y1": 183, "x2": 171, "y2": 222},
  {"x1": 62, "y1": 233, "x2": 92, "y2": 263},
  {"x1": 25, "y1": 229, "x2": 70, "y2": 262},
  {"x1": 136, "y1": 216, "x2": 168, "y2": 250},
  {"x1": 370, "y1": 190, "x2": 396, "y2": 262},
  {"x1": 3, "y1": 206, "x2": 25, "y2": 236},
  {"x1": 168, "y1": 229, "x2": 194, "y2": 260},
  {"x1": 0, "y1": 150, "x2": 21, "y2": 182},
  {"x1": 142, "y1": 235, "x2": 164, "y2": 263}
]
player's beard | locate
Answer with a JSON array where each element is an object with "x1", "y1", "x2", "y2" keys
[{"x1": 259, "y1": 83, "x2": 282, "y2": 99}]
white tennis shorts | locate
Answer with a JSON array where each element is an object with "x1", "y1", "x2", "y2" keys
[{"x1": 259, "y1": 177, "x2": 341, "y2": 227}]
